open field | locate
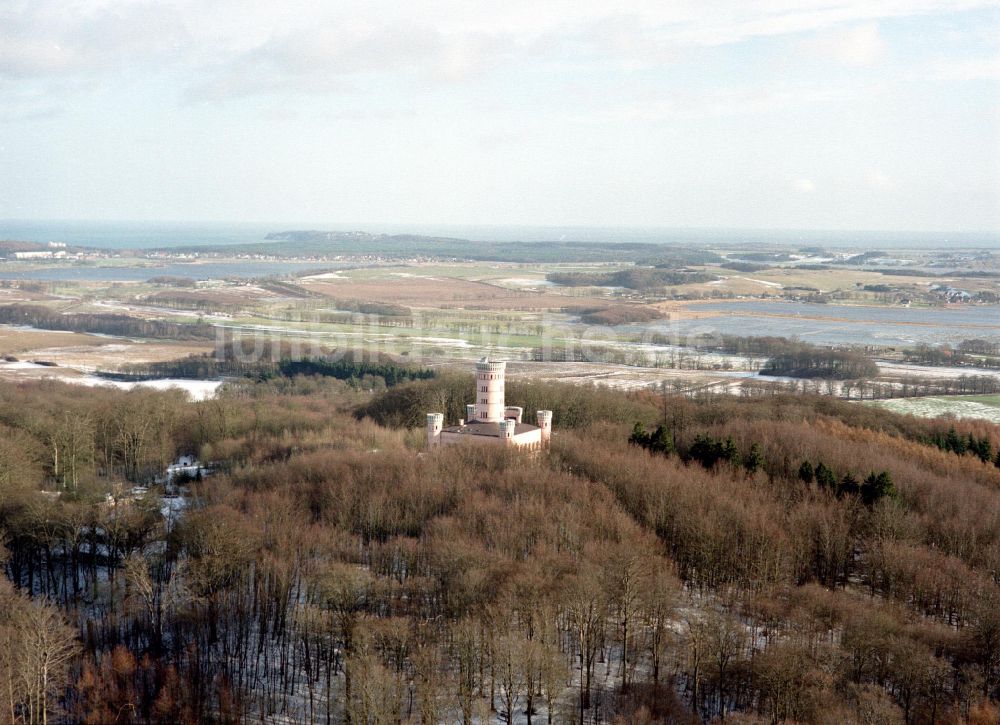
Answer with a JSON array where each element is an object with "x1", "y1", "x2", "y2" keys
[
  {"x1": 692, "y1": 266, "x2": 995, "y2": 295},
  {"x1": 0, "y1": 250, "x2": 994, "y2": 416},
  {"x1": 0, "y1": 285, "x2": 54, "y2": 303},
  {"x1": 144, "y1": 284, "x2": 290, "y2": 305},
  {"x1": 0, "y1": 326, "x2": 213, "y2": 370},
  {"x1": 299, "y1": 269, "x2": 617, "y2": 309},
  {"x1": 436, "y1": 358, "x2": 734, "y2": 391},
  {"x1": 14, "y1": 340, "x2": 213, "y2": 370},
  {"x1": 869, "y1": 395, "x2": 1000, "y2": 423},
  {"x1": 0, "y1": 358, "x2": 222, "y2": 399},
  {"x1": 0, "y1": 326, "x2": 108, "y2": 355}
]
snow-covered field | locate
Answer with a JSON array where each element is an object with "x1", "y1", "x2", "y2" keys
[
  {"x1": 0, "y1": 361, "x2": 223, "y2": 400},
  {"x1": 876, "y1": 361, "x2": 1000, "y2": 379},
  {"x1": 91, "y1": 300, "x2": 233, "y2": 320},
  {"x1": 70, "y1": 376, "x2": 223, "y2": 401},
  {"x1": 869, "y1": 396, "x2": 1000, "y2": 424}
]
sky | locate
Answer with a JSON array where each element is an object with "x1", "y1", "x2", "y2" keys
[{"x1": 0, "y1": 0, "x2": 998, "y2": 232}]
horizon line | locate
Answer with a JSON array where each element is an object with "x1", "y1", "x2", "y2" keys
[{"x1": 2, "y1": 217, "x2": 999, "y2": 239}]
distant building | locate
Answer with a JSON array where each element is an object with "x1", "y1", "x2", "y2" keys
[
  {"x1": 13, "y1": 250, "x2": 61, "y2": 259},
  {"x1": 163, "y1": 455, "x2": 203, "y2": 483},
  {"x1": 427, "y1": 358, "x2": 552, "y2": 450}
]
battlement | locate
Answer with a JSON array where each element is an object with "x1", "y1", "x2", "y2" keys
[{"x1": 475, "y1": 357, "x2": 507, "y2": 374}]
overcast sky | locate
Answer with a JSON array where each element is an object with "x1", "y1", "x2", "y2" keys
[{"x1": 1, "y1": 0, "x2": 998, "y2": 231}]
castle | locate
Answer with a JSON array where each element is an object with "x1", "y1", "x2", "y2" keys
[{"x1": 427, "y1": 358, "x2": 552, "y2": 450}]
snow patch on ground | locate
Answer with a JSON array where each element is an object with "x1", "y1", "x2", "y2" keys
[
  {"x1": 302, "y1": 271, "x2": 347, "y2": 280},
  {"x1": 82, "y1": 377, "x2": 223, "y2": 401},
  {"x1": 738, "y1": 277, "x2": 783, "y2": 288},
  {"x1": 92, "y1": 301, "x2": 232, "y2": 319},
  {"x1": 876, "y1": 362, "x2": 1000, "y2": 379},
  {"x1": 388, "y1": 272, "x2": 439, "y2": 280},
  {"x1": 14, "y1": 370, "x2": 224, "y2": 401},
  {"x1": 0, "y1": 360, "x2": 54, "y2": 370},
  {"x1": 409, "y1": 336, "x2": 475, "y2": 348},
  {"x1": 498, "y1": 277, "x2": 556, "y2": 287},
  {"x1": 3, "y1": 324, "x2": 77, "y2": 334}
]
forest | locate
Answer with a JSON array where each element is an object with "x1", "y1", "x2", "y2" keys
[
  {"x1": 0, "y1": 304, "x2": 215, "y2": 341},
  {"x1": 2, "y1": 371, "x2": 1000, "y2": 723},
  {"x1": 99, "y1": 346, "x2": 433, "y2": 388},
  {"x1": 566, "y1": 306, "x2": 665, "y2": 326},
  {"x1": 758, "y1": 346, "x2": 879, "y2": 380},
  {"x1": 545, "y1": 269, "x2": 717, "y2": 290},
  {"x1": 901, "y1": 341, "x2": 1000, "y2": 370},
  {"x1": 170, "y1": 234, "x2": 715, "y2": 264},
  {"x1": 689, "y1": 335, "x2": 880, "y2": 380}
]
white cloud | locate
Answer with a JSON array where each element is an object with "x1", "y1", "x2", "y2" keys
[
  {"x1": 802, "y1": 22, "x2": 887, "y2": 65},
  {"x1": 930, "y1": 54, "x2": 1000, "y2": 80},
  {"x1": 0, "y1": 1, "x2": 191, "y2": 80},
  {"x1": 0, "y1": 101, "x2": 61, "y2": 123},
  {"x1": 183, "y1": 22, "x2": 449, "y2": 102},
  {"x1": 865, "y1": 170, "x2": 894, "y2": 190},
  {"x1": 0, "y1": 83, "x2": 63, "y2": 123},
  {"x1": 1, "y1": 0, "x2": 997, "y2": 232},
  {"x1": 1, "y1": 0, "x2": 994, "y2": 95},
  {"x1": 636, "y1": 0, "x2": 992, "y2": 47},
  {"x1": 610, "y1": 83, "x2": 857, "y2": 122}
]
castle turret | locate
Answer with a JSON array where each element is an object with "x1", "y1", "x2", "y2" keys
[
  {"x1": 504, "y1": 406, "x2": 523, "y2": 423},
  {"x1": 537, "y1": 410, "x2": 553, "y2": 448},
  {"x1": 499, "y1": 419, "x2": 517, "y2": 445},
  {"x1": 474, "y1": 358, "x2": 506, "y2": 423},
  {"x1": 426, "y1": 413, "x2": 443, "y2": 448}
]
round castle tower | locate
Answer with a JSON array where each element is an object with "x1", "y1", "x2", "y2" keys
[
  {"x1": 474, "y1": 358, "x2": 506, "y2": 423},
  {"x1": 425, "y1": 360, "x2": 553, "y2": 452},
  {"x1": 499, "y1": 419, "x2": 517, "y2": 444},
  {"x1": 537, "y1": 410, "x2": 553, "y2": 448},
  {"x1": 426, "y1": 413, "x2": 443, "y2": 448}
]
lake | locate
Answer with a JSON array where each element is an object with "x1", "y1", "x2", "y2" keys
[{"x1": 655, "y1": 300, "x2": 1000, "y2": 347}]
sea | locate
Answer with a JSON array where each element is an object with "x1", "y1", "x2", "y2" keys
[{"x1": 1, "y1": 219, "x2": 998, "y2": 250}]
